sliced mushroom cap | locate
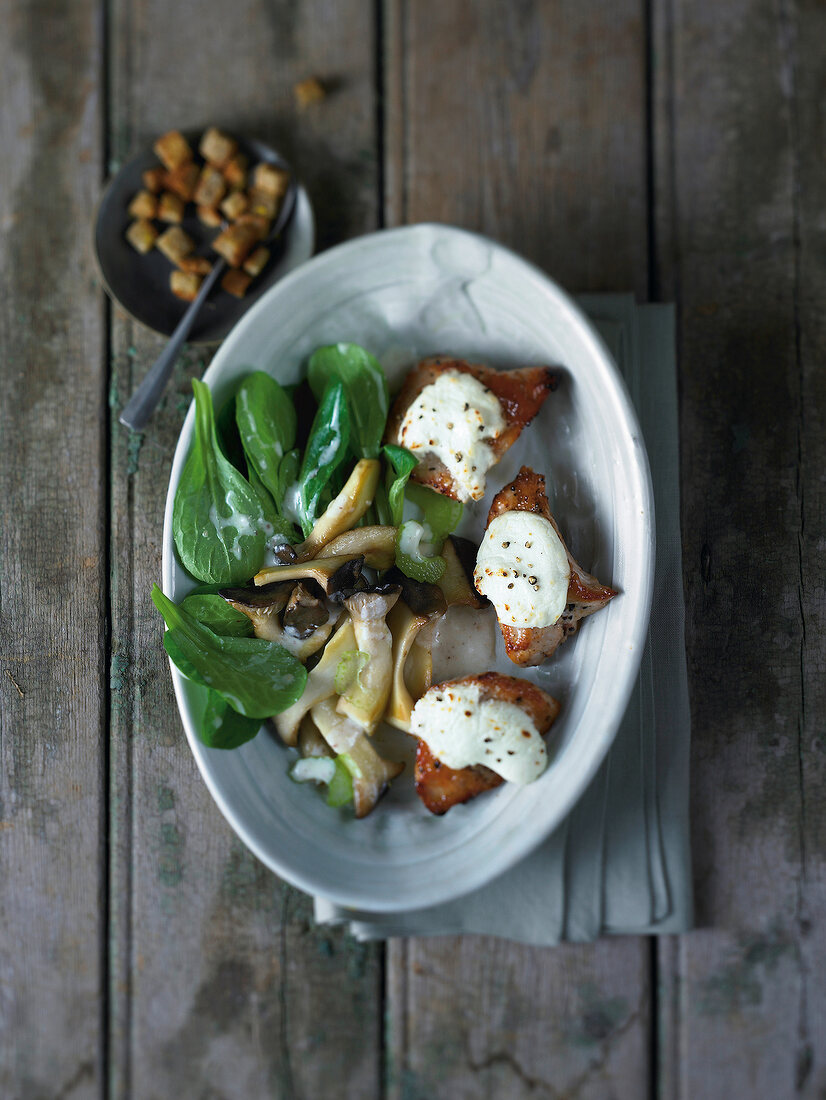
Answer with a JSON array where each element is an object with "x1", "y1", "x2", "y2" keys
[
  {"x1": 382, "y1": 569, "x2": 447, "y2": 619},
  {"x1": 320, "y1": 526, "x2": 397, "y2": 570},
  {"x1": 220, "y1": 581, "x2": 295, "y2": 641},
  {"x1": 221, "y1": 579, "x2": 335, "y2": 663},
  {"x1": 336, "y1": 585, "x2": 402, "y2": 732},
  {"x1": 282, "y1": 582, "x2": 329, "y2": 639},
  {"x1": 297, "y1": 459, "x2": 381, "y2": 560},
  {"x1": 311, "y1": 697, "x2": 404, "y2": 818},
  {"x1": 253, "y1": 554, "x2": 364, "y2": 595},
  {"x1": 439, "y1": 535, "x2": 488, "y2": 608}
]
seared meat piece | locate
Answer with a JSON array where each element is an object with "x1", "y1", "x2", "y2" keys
[
  {"x1": 384, "y1": 357, "x2": 557, "y2": 501},
  {"x1": 486, "y1": 466, "x2": 617, "y2": 666},
  {"x1": 414, "y1": 671, "x2": 560, "y2": 814}
]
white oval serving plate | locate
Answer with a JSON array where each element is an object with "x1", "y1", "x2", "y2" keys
[{"x1": 162, "y1": 223, "x2": 654, "y2": 913}]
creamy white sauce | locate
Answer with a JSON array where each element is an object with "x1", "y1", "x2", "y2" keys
[
  {"x1": 474, "y1": 511, "x2": 570, "y2": 628},
  {"x1": 291, "y1": 757, "x2": 337, "y2": 785},
  {"x1": 399, "y1": 370, "x2": 505, "y2": 501},
  {"x1": 281, "y1": 481, "x2": 303, "y2": 528},
  {"x1": 207, "y1": 491, "x2": 258, "y2": 559},
  {"x1": 429, "y1": 604, "x2": 498, "y2": 682},
  {"x1": 410, "y1": 681, "x2": 547, "y2": 784}
]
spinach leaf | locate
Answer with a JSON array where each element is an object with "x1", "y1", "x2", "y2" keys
[
  {"x1": 179, "y1": 593, "x2": 254, "y2": 637},
  {"x1": 165, "y1": 633, "x2": 261, "y2": 748},
  {"x1": 383, "y1": 444, "x2": 419, "y2": 526},
  {"x1": 200, "y1": 692, "x2": 262, "y2": 749},
  {"x1": 153, "y1": 585, "x2": 306, "y2": 718},
  {"x1": 172, "y1": 379, "x2": 267, "y2": 585},
  {"x1": 296, "y1": 381, "x2": 350, "y2": 535},
  {"x1": 406, "y1": 482, "x2": 463, "y2": 544},
  {"x1": 235, "y1": 371, "x2": 297, "y2": 503},
  {"x1": 247, "y1": 464, "x2": 299, "y2": 543},
  {"x1": 215, "y1": 391, "x2": 247, "y2": 474},
  {"x1": 307, "y1": 343, "x2": 389, "y2": 459}
]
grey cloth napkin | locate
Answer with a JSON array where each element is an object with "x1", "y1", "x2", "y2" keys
[{"x1": 313, "y1": 295, "x2": 693, "y2": 943}]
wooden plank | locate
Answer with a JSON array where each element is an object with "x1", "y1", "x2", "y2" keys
[
  {"x1": 106, "y1": 1, "x2": 384, "y2": 1095},
  {"x1": 0, "y1": 1, "x2": 106, "y2": 1095},
  {"x1": 652, "y1": 0, "x2": 826, "y2": 1093},
  {"x1": 383, "y1": 2, "x2": 652, "y2": 1096}
]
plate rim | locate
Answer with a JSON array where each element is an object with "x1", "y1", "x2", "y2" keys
[{"x1": 161, "y1": 222, "x2": 656, "y2": 912}]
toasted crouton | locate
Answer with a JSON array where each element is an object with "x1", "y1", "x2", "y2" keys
[
  {"x1": 170, "y1": 270, "x2": 203, "y2": 302},
  {"x1": 211, "y1": 222, "x2": 259, "y2": 267},
  {"x1": 242, "y1": 246, "x2": 269, "y2": 277},
  {"x1": 223, "y1": 154, "x2": 248, "y2": 189},
  {"x1": 196, "y1": 205, "x2": 222, "y2": 228},
  {"x1": 199, "y1": 127, "x2": 238, "y2": 168},
  {"x1": 236, "y1": 212, "x2": 270, "y2": 240},
  {"x1": 163, "y1": 161, "x2": 200, "y2": 202},
  {"x1": 128, "y1": 189, "x2": 157, "y2": 219},
  {"x1": 193, "y1": 165, "x2": 226, "y2": 208},
  {"x1": 220, "y1": 190, "x2": 248, "y2": 220},
  {"x1": 221, "y1": 269, "x2": 253, "y2": 298},
  {"x1": 125, "y1": 218, "x2": 158, "y2": 254},
  {"x1": 247, "y1": 188, "x2": 278, "y2": 218},
  {"x1": 253, "y1": 163, "x2": 289, "y2": 199},
  {"x1": 157, "y1": 191, "x2": 185, "y2": 224},
  {"x1": 179, "y1": 256, "x2": 213, "y2": 276},
  {"x1": 142, "y1": 167, "x2": 166, "y2": 193},
  {"x1": 152, "y1": 130, "x2": 192, "y2": 171},
  {"x1": 293, "y1": 76, "x2": 326, "y2": 108},
  {"x1": 156, "y1": 225, "x2": 195, "y2": 265}
]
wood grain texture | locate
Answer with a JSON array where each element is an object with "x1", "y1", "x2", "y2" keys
[
  {"x1": 106, "y1": 2, "x2": 383, "y2": 1096},
  {"x1": 383, "y1": 3, "x2": 652, "y2": 1097},
  {"x1": 652, "y1": 0, "x2": 826, "y2": 1093},
  {"x1": 0, "y1": 1, "x2": 106, "y2": 1096}
]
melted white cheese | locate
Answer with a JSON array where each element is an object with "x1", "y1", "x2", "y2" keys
[
  {"x1": 410, "y1": 681, "x2": 547, "y2": 785},
  {"x1": 474, "y1": 511, "x2": 570, "y2": 628},
  {"x1": 398, "y1": 370, "x2": 505, "y2": 501}
]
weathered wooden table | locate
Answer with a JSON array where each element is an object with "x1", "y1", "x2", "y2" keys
[{"x1": 1, "y1": 1, "x2": 822, "y2": 1096}]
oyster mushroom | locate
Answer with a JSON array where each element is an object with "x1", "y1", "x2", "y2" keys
[
  {"x1": 297, "y1": 458, "x2": 381, "y2": 560},
  {"x1": 336, "y1": 585, "x2": 402, "y2": 732},
  {"x1": 438, "y1": 535, "x2": 488, "y2": 609},
  {"x1": 282, "y1": 581, "x2": 329, "y2": 639},
  {"x1": 311, "y1": 697, "x2": 404, "y2": 818},
  {"x1": 384, "y1": 577, "x2": 447, "y2": 732},
  {"x1": 221, "y1": 578, "x2": 335, "y2": 663},
  {"x1": 253, "y1": 554, "x2": 364, "y2": 595},
  {"x1": 271, "y1": 618, "x2": 357, "y2": 746},
  {"x1": 317, "y1": 526, "x2": 396, "y2": 570}
]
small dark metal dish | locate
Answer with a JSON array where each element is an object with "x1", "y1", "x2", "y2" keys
[{"x1": 93, "y1": 131, "x2": 314, "y2": 344}]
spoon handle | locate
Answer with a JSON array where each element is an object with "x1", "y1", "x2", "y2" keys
[{"x1": 119, "y1": 258, "x2": 226, "y2": 432}]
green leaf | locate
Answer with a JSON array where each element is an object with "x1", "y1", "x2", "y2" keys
[
  {"x1": 153, "y1": 585, "x2": 306, "y2": 718},
  {"x1": 200, "y1": 691, "x2": 261, "y2": 749},
  {"x1": 247, "y1": 464, "x2": 300, "y2": 543},
  {"x1": 215, "y1": 391, "x2": 247, "y2": 474},
  {"x1": 406, "y1": 482, "x2": 463, "y2": 544},
  {"x1": 383, "y1": 443, "x2": 419, "y2": 526},
  {"x1": 326, "y1": 756, "x2": 355, "y2": 808},
  {"x1": 297, "y1": 381, "x2": 350, "y2": 535},
  {"x1": 307, "y1": 343, "x2": 389, "y2": 459},
  {"x1": 235, "y1": 371, "x2": 297, "y2": 502},
  {"x1": 395, "y1": 521, "x2": 446, "y2": 584},
  {"x1": 172, "y1": 379, "x2": 267, "y2": 585},
  {"x1": 179, "y1": 593, "x2": 254, "y2": 638},
  {"x1": 334, "y1": 650, "x2": 371, "y2": 695}
]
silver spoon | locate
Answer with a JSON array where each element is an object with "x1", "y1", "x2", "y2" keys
[{"x1": 119, "y1": 175, "x2": 297, "y2": 432}]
